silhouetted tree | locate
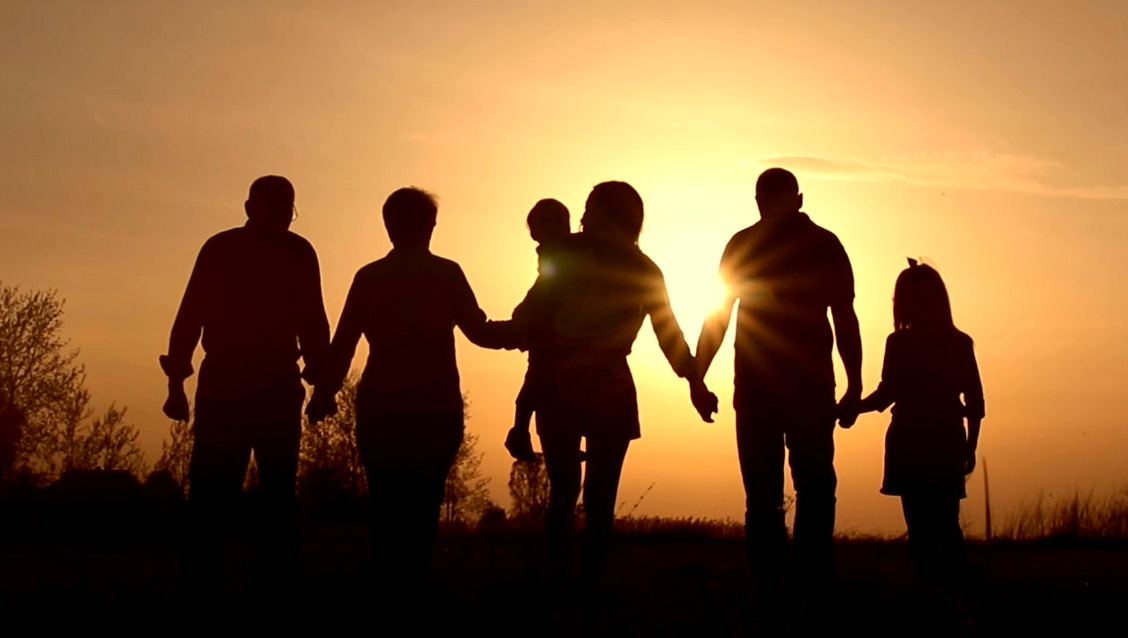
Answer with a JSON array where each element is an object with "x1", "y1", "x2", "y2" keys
[
  {"x1": 0, "y1": 282, "x2": 146, "y2": 482},
  {"x1": 442, "y1": 430, "x2": 492, "y2": 525},
  {"x1": 508, "y1": 453, "x2": 550, "y2": 522},
  {"x1": 61, "y1": 403, "x2": 146, "y2": 476},
  {"x1": 155, "y1": 416, "x2": 193, "y2": 494},
  {"x1": 298, "y1": 373, "x2": 366, "y2": 509},
  {"x1": 0, "y1": 283, "x2": 85, "y2": 482}
]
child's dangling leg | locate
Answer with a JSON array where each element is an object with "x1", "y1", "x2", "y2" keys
[{"x1": 505, "y1": 381, "x2": 537, "y2": 462}]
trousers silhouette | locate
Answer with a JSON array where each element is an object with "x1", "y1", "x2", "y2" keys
[
  {"x1": 736, "y1": 403, "x2": 837, "y2": 590},
  {"x1": 184, "y1": 369, "x2": 305, "y2": 595},
  {"x1": 356, "y1": 413, "x2": 463, "y2": 586}
]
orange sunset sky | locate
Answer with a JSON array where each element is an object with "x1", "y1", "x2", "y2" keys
[{"x1": 2, "y1": 1, "x2": 1126, "y2": 534}]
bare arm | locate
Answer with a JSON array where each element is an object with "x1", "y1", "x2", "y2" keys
[
  {"x1": 696, "y1": 239, "x2": 740, "y2": 381},
  {"x1": 831, "y1": 301, "x2": 863, "y2": 397},
  {"x1": 646, "y1": 269, "x2": 697, "y2": 380},
  {"x1": 695, "y1": 295, "x2": 736, "y2": 382}
]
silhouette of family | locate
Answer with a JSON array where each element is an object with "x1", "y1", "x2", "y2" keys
[{"x1": 160, "y1": 170, "x2": 985, "y2": 616}]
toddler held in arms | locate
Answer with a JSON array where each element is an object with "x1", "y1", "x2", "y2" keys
[{"x1": 504, "y1": 199, "x2": 571, "y2": 462}]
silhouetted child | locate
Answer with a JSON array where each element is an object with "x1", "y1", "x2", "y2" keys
[
  {"x1": 504, "y1": 199, "x2": 571, "y2": 462},
  {"x1": 851, "y1": 259, "x2": 984, "y2": 587}
]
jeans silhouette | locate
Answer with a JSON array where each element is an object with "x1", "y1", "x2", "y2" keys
[
  {"x1": 736, "y1": 401, "x2": 837, "y2": 591},
  {"x1": 183, "y1": 369, "x2": 305, "y2": 595},
  {"x1": 356, "y1": 413, "x2": 463, "y2": 587}
]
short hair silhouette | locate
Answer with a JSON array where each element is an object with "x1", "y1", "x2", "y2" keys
[
  {"x1": 527, "y1": 199, "x2": 570, "y2": 243},
  {"x1": 584, "y1": 181, "x2": 644, "y2": 242},
  {"x1": 893, "y1": 260, "x2": 955, "y2": 330},
  {"x1": 383, "y1": 187, "x2": 438, "y2": 246},
  {"x1": 246, "y1": 175, "x2": 295, "y2": 224},
  {"x1": 755, "y1": 168, "x2": 800, "y2": 202}
]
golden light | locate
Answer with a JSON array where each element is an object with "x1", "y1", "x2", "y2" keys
[{"x1": 661, "y1": 262, "x2": 733, "y2": 343}]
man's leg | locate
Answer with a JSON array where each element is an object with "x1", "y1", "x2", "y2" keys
[
  {"x1": 579, "y1": 435, "x2": 630, "y2": 586},
  {"x1": 183, "y1": 401, "x2": 253, "y2": 602},
  {"x1": 735, "y1": 409, "x2": 788, "y2": 589},
  {"x1": 786, "y1": 412, "x2": 837, "y2": 593},
  {"x1": 247, "y1": 382, "x2": 304, "y2": 594},
  {"x1": 539, "y1": 433, "x2": 583, "y2": 581}
]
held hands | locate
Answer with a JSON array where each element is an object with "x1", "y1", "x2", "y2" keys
[
  {"x1": 836, "y1": 387, "x2": 862, "y2": 429},
  {"x1": 305, "y1": 389, "x2": 339, "y2": 425},
  {"x1": 689, "y1": 377, "x2": 719, "y2": 423},
  {"x1": 162, "y1": 382, "x2": 190, "y2": 422},
  {"x1": 504, "y1": 426, "x2": 537, "y2": 463}
]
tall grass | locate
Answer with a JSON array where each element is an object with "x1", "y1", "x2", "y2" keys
[{"x1": 1001, "y1": 489, "x2": 1128, "y2": 541}]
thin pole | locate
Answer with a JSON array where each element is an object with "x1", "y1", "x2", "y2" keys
[{"x1": 983, "y1": 456, "x2": 992, "y2": 542}]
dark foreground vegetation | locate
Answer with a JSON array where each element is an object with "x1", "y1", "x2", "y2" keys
[{"x1": 2, "y1": 500, "x2": 1126, "y2": 637}]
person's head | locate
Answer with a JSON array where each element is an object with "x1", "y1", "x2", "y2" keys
[
  {"x1": 527, "y1": 198, "x2": 570, "y2": 244},
  {"x1": 893, "y1": 259, "x2": 955, "y2": 331},
  {"x1": 382, "y1": 187, "x2": 438, "y2": 248},
  {"x1": 755, "y1": 168, "x2": 802, "y2": 217},
  {"x1": 580, "y1": 181, "x2": 644, "y2": 244},
  {"x1": 245, "y1": 175, "x2": 296, "y2": 230}
]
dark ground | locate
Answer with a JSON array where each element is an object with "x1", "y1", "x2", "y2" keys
[{"x1": 2, "y1": 516, "x2": 1126, "y2": 637}]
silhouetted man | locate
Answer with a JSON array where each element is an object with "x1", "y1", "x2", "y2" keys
[
  {"x1": 694, "y1": 168, "x2": 862, "y2": 602},
  {"x1": 307, "y1": 187, "x2": 507, "y2": 596},
  {"x1": 160, "y1": 175, "x2": 330, "y2": 601}
]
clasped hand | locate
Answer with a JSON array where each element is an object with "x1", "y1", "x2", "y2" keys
[
  {"x1": 689, "y1": 378, "x2": 719, "y2": 423},
  {"x1": 305, "y1": 389, "x2": 339, "y2": 424}
]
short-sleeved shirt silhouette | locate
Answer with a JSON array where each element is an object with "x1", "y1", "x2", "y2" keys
[
  {"x1": 866, "y1": 327, "x2": 985, "y2": 497},
  {"x1": 326, "y1": 247, "x2": 497, "y2": 417},
  {"x1": 720, "y1": 212, "x2": 853, "y2": 409},
  {"x1": 165, "y1": 223, "x2": 330, "y2": 395}
]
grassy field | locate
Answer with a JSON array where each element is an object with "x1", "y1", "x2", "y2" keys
[{"x1": 2, "y1": 513, "x2": 1127, "y2": 636}]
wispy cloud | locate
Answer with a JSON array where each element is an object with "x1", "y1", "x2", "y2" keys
[{"x1": 750, "y1": 153, "x2": 1128, "y2": 201}]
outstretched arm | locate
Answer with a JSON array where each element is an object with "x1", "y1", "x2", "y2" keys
[{"x1": 453, "y1": 265, "x2": 524, "y2": 351}]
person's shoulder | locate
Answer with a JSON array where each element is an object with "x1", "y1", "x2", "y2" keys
[
  {"x1": 727, "y1": 223, "x2": 759, "y2": 244},
  {"x1": 275, "y1": 230, "x2": 320, "y2": 261},
  {"x1": 802, "y1": 215, "x2": 845, "y2": 244},
  {"x1": 203, "y1": 226, "x2": 244, "y2": 244},
  {"x1": 428, "y1": 252, "x2": 464, "y2": 272},
  {"x1": 953, "y1": 328, "x2": 976, "y2": 349},
  {"x1": 353, "y1": 253, "x2": 395, "y2": 282},
  {"x1": 198, "y1": 227, "x2": 246, "y2": 255},
  {"x1": 719, "y1": 224, "x2": 757, "y2": 255},
  {"x1": 885, "y1": 330, "x2": 906, "y2": 348}
]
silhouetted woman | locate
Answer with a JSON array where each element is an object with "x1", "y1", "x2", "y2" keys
[
  {"x1": 506, "y1": 181, "x2": 714, "y2": 585},
  {"x1": 854, "y1": 259, "x2": 985, "y2": 586}
]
